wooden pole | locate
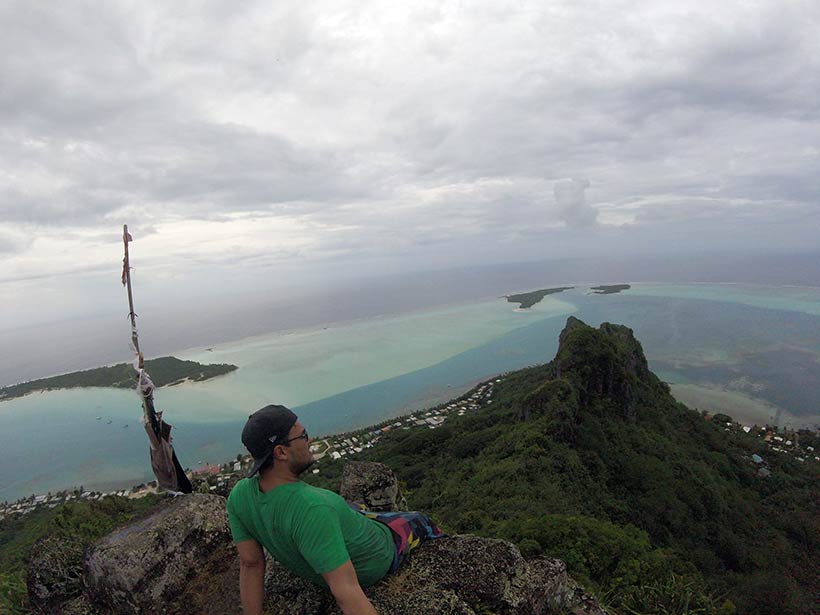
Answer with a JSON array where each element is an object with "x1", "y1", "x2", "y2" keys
[{"x1": 122, "y1": 225, "x2": 143, "y2": 366}]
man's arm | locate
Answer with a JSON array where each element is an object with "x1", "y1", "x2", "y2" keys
[
  {"x1": 236, "y1": 539, "x2": 266, "y2": 615},
  {"x1": 321, "y1": 560, "x2": 379, "y2": 615}
]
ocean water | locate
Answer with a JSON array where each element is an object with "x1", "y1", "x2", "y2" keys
[
  {"x1": 173, "y1": 296, "x2": 577, "y2": 416},
  {"x1": 627, "y1": 284, "x2": 820, "y2": 316},
  {"x1": 1, "y1": 283, "x2": 819, "y2": 502},
  {"x1": 0, "y1": 296, "x2": 576, "y2": 502}
]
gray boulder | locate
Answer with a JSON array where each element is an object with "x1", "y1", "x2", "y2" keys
[
  {"x1": 260, "y1": 534, "x2": 604, "y2": 615},
  {"x1": 339, "y1": 460, "x2": 405, "y2": 512},
  {"x1": 366, "y1": 535, "x2": 603, "y2": 615},
  {"x1": 84, "y1": 493, "x2": 239, "y2": 615}
]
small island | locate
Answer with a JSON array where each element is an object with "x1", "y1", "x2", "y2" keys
[
  {"x1": 0, "y1": 357, "x2": 238, "y2": 402},
  {"x1": 590, "y1": 284, "x2": 631, "y2": 295},
  {"x1": 506, "y1": 287, "x2": 574, "y2": 309}
]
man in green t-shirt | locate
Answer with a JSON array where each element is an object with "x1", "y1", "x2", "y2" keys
[{"x1": 227, "y1": 405, "x2": 394, "y2": 615}]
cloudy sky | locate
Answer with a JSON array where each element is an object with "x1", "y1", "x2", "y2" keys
[{"x1": 2, "y1": 0, "x2": 819, "y2": 331}]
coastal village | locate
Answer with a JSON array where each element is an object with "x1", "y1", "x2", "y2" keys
[
  {"x1": 0, "y1": 379, "x2": 499, "y2": 520},
  {"x1": 714, "y1": 417, "x2": 820, "y2": 478},
  {"x1": 3, "y1": 377, "x2": 819, "y2": 520}
]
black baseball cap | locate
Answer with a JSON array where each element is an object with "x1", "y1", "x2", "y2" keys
[{"x1": 242, "y1": 404, "x2": 298, "y2": 477}]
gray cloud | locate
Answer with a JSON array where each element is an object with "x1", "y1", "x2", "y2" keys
[
  {"x1": 0, "y1": 0, "x2": 819, "y2": 317},
  {"x1": 553, "y1": 179, "x2": 597, "y2": 227},
  {"x1": 0, "y1": 229, "x2": 31, "y2": 255}
]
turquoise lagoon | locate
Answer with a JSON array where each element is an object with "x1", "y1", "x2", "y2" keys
[{"x1": 2, "y1": 284, "x2": 819, "y2": 502}]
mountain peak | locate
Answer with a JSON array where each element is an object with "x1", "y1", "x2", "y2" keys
[{"x1": 522, "y1": 317, "x2": 664, "y2": 427}]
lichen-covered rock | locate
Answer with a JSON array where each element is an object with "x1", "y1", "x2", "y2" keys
[
  {"x1": 54, "y1": 594, "x2": 96, "y2": 615},
  {"x1": 521, "y1": 558, "x2": 605, "y2": 615},
  {"x1": 84, "y1": 493, "x2": 239, "y2": 615},
  {"x1": 339, "y1": 461, "x2": 404, "y2": 512},
  {"x1": 26, "y1": 534, "x2": 86, "y2": 614},
  {"x1": 261, "y1": 534, "x2": 605, "y2": 615},
  {"x1": 263, "y1": 555, "x2": 329, "y2": 614},
  {"x1": 368, "y1": 535, "x2": 604, "y2": 615}
]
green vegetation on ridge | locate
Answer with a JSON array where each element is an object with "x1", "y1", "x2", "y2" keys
[
  {"x1": 309, "y1": 317, "x2": 819, "y2": 614},
  {"x1": 0, "y1": 357, "x2": 238, "y2": 402}
]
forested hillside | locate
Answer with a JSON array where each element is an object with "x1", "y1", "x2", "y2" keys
[{"x1": 310, "y1": 317, "x2": 820, "y2": 614}]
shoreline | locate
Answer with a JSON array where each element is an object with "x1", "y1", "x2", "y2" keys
[
  {"x1": 669, "y1": 383, "x2": 820, "y2": 430},
  {"x1": 3, "y1": 284, "x2": 820, "y2": 503},
  {"x1": 5, "y1": 373, "x2": 819, "y2": 515},
  {"x1": 1, "y1": 376, "x2": 502, "y2": 508},
  {"x1": 0, "y1": 358, "x2": 238, "y2": 401}
]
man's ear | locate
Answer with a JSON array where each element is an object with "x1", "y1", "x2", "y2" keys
[{"x1": 273, "y1": 444, "x2": 288, "y2": 461}]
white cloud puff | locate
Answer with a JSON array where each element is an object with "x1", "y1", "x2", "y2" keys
[{"x1": 553, "y1": 179, "x2": 597, "y2": 227}]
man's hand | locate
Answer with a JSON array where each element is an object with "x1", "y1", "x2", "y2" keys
[
  {"x1": 237, "y1": 539, "x2": 266, "y2": 615},
  {"x1": 322, "y1": 560, "x2": 379, "y2": 615}
]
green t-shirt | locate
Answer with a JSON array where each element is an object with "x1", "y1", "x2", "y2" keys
[{"x1": 226, "y1": 478, "x2": 395, "y2": 587}]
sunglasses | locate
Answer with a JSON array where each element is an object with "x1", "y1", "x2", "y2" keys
[{"x1": 282, "y1": 429, "x2": 309, "y2": 445}]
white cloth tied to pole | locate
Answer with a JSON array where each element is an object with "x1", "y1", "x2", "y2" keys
[{"x1": 136, "y1": 366, "x2": 155, "y2": 398}]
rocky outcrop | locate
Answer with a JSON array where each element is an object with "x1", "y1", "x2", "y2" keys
[
  {"x1": 339, "y1": 460, "x2": 406, "y2": 512},
  {"x1": 27, "y1": 463, "x2": 605, "y2": 615},
  {"x1": 257, "y1": 460, "x2": 604, "y2": 614},
  {"x1": 261, "y1": 535, "x2": 603, "y2": 615},
  {"x1": 84, "y1": 493, "x2": 238, "y2": 615},
  {"x1": 524, "y1": 316, "x2": 661, "y2": 424}
]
